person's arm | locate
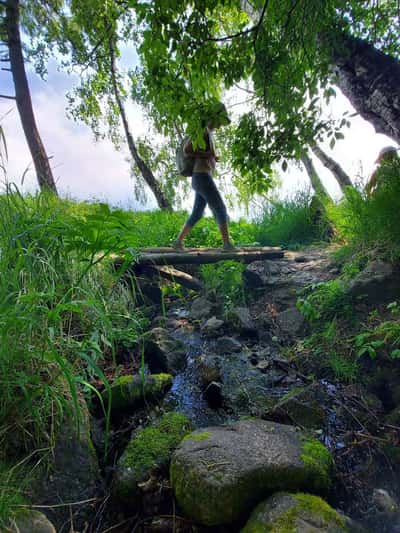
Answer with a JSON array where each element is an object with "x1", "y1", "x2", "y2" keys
[{"x1": 183, "y1": 133, "x2": 216, "y2": 159}]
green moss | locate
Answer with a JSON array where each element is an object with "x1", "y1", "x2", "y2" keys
[
  {"x1": 116, "y1": 412, "x2": 192, "y2": 500},
  {"x1": 183, "y1": 431, "x2": 211, "y2": 442},
  {"x1": 242, "y1": 493, "x2": 347, "y2": 533},
  {"x1": 106, "y1": 373, "x2": 172, "y2": 410},
  {"x1": 300, "y1": 437, "x2": 332, "y2": 490}
]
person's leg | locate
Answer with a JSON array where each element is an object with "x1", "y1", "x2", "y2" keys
[
  {"x1": 196, "y1": 175, "x2": 234, "y2": 249},
  {"x1": 173, "y1": 192, "x2": 206, "y2": 249}
]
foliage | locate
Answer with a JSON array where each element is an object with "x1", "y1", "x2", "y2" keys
[
  {"x1": 255, "y1": 190, "x2": 330, "y2": 249},
  {"x1": 200, "y1": 260, "x2": 246, "y2": 312},
  {"x1": 327, "y1": 159, "x2": 400, "y2": 259},
  {"x1": 354, "y1": 302, "x2": 400, "y2": 361},
  {"x1": 0, "y1": 191, "x2": 145, "y2": 463},
  {"x1": 0, "y1": 462, "x2": 26, "y2": 529},
  {"x1": 297, "y1": 280, "x2": 351, "y2": 324}
]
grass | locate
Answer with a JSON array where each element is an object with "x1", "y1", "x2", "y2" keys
[{"x1": 254, "y1": 190, "x2": 332, "y2": 249}]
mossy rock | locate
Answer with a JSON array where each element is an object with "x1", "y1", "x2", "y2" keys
[
  {"x1": 241, "y1": 492, "x2": 351, "y2": 533},
  {"x1": 104, "y1": 373, "x2": 172, "y2": 410},
  {"x1": 271, "y1": 384, "x2": 326, "y2": 429},
  {"x1": 170, "y1": 420, "x2": 332, "y2": 526},
  {"x1": 114, "y1": 412, "x2": 192, "y2": 504}
]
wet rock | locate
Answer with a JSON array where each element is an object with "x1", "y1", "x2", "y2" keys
[
  {"x1": 114, "y1": 412, "x2": 192, "y2": 505},
  {"x1": 203, "y1": 381, "x2": 223, "y2": 408},
  {"x1": 244, "y1": 260, "x2": 281, "y2": 288},
  {"x1": 105, "y1": 373, "x2": 172, "y2": 411},
  {"x1": 202, "y1": 316, "x2": 224, "y2": 336},
  {"x1": 269, "y1": 384, "x2": 326, "y2": 429},
  {"x1": 170, "y1": 419, "x2": 332, "y2": 525},
  {"x1": 190, "y1": 296, "x2": 217, "y2": 320},
  {"x1": 276, "y1": 307, "x2": 308, "y2": 337},
  {"x1": 229, "y1": 307, "x2": 258, "y2": 337},
  {"x1": 256, "y1": 360, "x2": 270, "y2": 373},
  {"x1": 347, "y1": 261, "x2": 400, "y2": 302},
  {"x1": 372, "y1": 488, "x2": 399, "y2": 514},
  {"x1": 241, "y1": 492, "x2": 359, "y2": 533},
  {"x1": 8, "y1": 510, "x2": 57, "y2": 533},
  {"x1": 215, "y1": 336, "x2": 242, "y2": 354},
  {"x1": 142, "y1": 328, "x2": 187, "y2": 374},
  {"x1": 197, "y1": 354, "x2": 221, "y2": 386},
  {"x1": 386, "y1": 405, "x2": 400, "y2": 426},
  {"x1": 135, "y1": 280, "x2": 163, "y2": 305},
  {"x1": 33, "y1": 397, "x2": 101, "y2": 530}
]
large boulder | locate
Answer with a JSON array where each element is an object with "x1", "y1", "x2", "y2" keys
[
  {"x1": 170, "y1": 419, "x2": 332, "y2": 526},
  {"x1": 241, "y1": 492, "x2": 361, "y2": 533},
  {"x1": 114, "y1": 412, "x2": 192, "y2": 505},
  {"x1": 141, "y1": 328, "x2": 187, "y2": 374},
  {"x1": 347, "y1": 261, "x2": 400, "y2": 303},
  {"x1": 33, "y1": 397, "x2": 101, "y2": 530},
  {"x1": 104, "y1": 373, "x2": 172, "y2": 411}
]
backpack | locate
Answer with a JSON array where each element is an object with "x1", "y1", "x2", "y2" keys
[{"x1": 176, "y1": 137, "x2": 194, "y2": 177}]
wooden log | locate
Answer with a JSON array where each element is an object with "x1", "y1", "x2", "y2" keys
[
  {"x1": 136, "y1": 246, "x2": 284, "y2": 266},
  {"x1": 142, "y1": 265, "x2": 204, "y2": 291}
]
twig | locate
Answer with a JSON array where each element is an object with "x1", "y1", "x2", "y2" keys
[
  {"x1": 14, "y1": 497, "x2": 98, "y2": 509},
  {"x1": 0, "y1": 94, "x2": 16, "y2": 100}
]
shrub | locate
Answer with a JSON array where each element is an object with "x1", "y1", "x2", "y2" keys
[{"x1": 254, "y1": 190, "x2": 331, "y2": 249}]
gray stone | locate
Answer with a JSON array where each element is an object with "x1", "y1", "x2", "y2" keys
[
  {"x1": 215, "y1": 336, "x2": 242, "y2": 354},
  {"x1": 202, "y1": 316, "x2": 224, "y2": 335},
  {"x1": 241, "y1": 492, "x2": 356, "y2": 533},
  {"x1": 229, "y1": 306, "x2": 258, "y2": 337},
  {"x1": 114, "y1": 412, "x2": 192, "y2": 505},
  {"x1": 33, "y1": 397, "x2": 101, "y2": 530},
  {"x1": 104, "y1": 373, "x2": 173, "y2": 410},
  {"x1": 270, "y1": 384, "x2": 326, "y2": 428},
  {"x1": 276, "y1": 307, "x2": 308, "y2": 337},
  {"x1": 170, "y1": 419, "x2": 332, "y2": 525},
  {"x1": 190, "y1": 296, "x2": 216, "y2": 320},
  {"x1": 197, "y1": 354, "x2": 221, "y2": 386},
  {"x1": 372, "y1": 488, "x2": 399, "y2": 514},
  {"x1": 347, "y1": 260, "x2": 400, "y2": 302},
  {"x1": 142, "y1": 328, "x2": 187, "y2": 374},
  {"x1": 8, "y1": 510, "x2": 56, "y2": 533}
]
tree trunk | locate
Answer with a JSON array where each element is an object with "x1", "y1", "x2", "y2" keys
[
  {"x1": 331, "y1": 33, "x2": 400, "y2": 145},
  {"x1": 108, "y1": 39, "x2": 172, "y2": 211},
  {"x1": 311, "y1": 144, "x2": 353, "y2": 192},
  {"x1": 241, "y1": 0, "x2": 400, "y2": 145},
  {"x1": 5, "y1": 0, "x2": 58, "y2": 194},
  {"x1": 300, "y1": 152, "x2": 331, "y2": 200}
]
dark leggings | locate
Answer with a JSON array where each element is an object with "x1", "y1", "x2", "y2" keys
[{"x1": 186, "y1": 172, "x2": 228, "y2": 227}]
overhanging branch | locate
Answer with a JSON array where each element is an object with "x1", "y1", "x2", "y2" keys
[{"x1": 0, "y1": 93, "x2": 15, "y2": 99}]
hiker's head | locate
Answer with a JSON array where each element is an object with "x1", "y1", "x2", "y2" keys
[
  {"x1": 204, "y1": 102, "x2": 231, "y2": 130},
  {"x1": 375, "y1": 146, "x2": 399, "y2": 164}
]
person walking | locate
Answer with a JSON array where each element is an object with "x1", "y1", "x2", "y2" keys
[{"x1": 173, "y1": 102, "x2": 235, "y2": 251}]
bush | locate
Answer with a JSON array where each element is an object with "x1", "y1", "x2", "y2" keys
[
  {"x1": 254, "y1": 190, "x2": 331, "y2": 249},
  {"x1": 328, "y1": 159, "x2": 400, "y2": 259}
]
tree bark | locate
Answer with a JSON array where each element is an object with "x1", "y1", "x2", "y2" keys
[
  {"x1": 331, "y1": 33, "x2": 400, "y2": 145},
  {"x1": 241, "y1": 0, "x2": 400, "y2": 145},
  {"x1": 300, "y1": 152, "x2": 331, "y2": 200},
  {"x1": 5, "y1": 0, "x2": 58, "y2": 194},
  {"x1": 311, "y1": 144, "x2": 353, "y2": 192},
  {"x1": 108, "y1": 38, "x2": 172, "y2": 211}
]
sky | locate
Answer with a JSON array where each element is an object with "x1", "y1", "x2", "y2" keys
[{"x1": 0, "y1": 58, "x2": 396, "y2": 217}]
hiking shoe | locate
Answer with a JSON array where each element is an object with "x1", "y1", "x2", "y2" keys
[
  {"x1": 172, "y1": 240, "x2": 185, "y2": 251},
  {"x1": 221, "y1": 242, "x2": 236, "y2": 252}
]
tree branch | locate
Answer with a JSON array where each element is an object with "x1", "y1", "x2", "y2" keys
[{"x1": 0, "y1": 93, "x2": 15, "y2": 99}]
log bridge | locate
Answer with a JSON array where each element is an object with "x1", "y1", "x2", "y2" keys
[{"x1": 115, "y1": 246, "x2": 284, "y2": 292}]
